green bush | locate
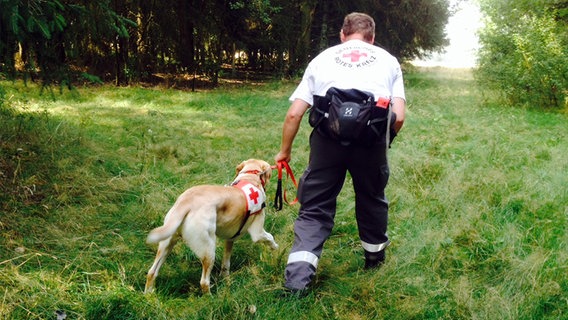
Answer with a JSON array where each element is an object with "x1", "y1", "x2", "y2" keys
[{"x1": 476, "y1": 0, "x2": 567, "y2": 109}]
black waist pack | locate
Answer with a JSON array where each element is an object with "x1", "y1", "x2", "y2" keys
[{"x1": 309, "y1": 87, "x2": 395, "y2": 146}]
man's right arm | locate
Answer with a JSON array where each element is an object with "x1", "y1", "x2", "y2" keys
[{"x1": 275, "y1": 99, "x2": 311, "y2": 163}]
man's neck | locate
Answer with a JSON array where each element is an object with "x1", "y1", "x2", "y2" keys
[{"x1": 341, "y1": 33, "x2": 373, "y2": 44}]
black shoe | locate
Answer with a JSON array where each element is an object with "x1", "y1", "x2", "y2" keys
[{"x1": 364, "y1": 250, "x2": 385, "y2": 269}]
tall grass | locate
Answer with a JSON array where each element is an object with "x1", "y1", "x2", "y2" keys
[{"x1": 0, "y1": 68, "x2": 566, "y2": 319}]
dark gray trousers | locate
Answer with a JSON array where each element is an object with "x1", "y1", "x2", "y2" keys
[{"x1": 284, "y1": 130, "x2": 390, "y2": 291}]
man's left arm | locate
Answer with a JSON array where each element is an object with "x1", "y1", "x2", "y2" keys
[{"x1": 391, "y1": 97, "x2": 405, "y2": 133}]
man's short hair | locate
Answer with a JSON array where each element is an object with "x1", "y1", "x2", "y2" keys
[{"x1": 341, "y1": 12, "x2": 375, "y2": 42}]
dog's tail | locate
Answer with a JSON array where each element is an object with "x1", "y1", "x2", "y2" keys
[{"x1": 146, "y1": 199, "x2": 189, "y2": 244}]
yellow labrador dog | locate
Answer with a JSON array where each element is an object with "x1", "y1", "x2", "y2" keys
[{"x1": 144, "y1": 159, "x2": 278, "y2": 294}]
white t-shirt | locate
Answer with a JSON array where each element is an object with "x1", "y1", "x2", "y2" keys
[{"x1": 290, "y1": 39, "x2": 405, "y2": 105}]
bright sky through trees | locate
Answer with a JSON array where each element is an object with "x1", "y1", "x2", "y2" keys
[{"x1": 413, "y1": 1, "x2": 482, "y2": 68}]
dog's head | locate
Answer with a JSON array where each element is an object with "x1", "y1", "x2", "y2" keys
[{"x1": 235, "y1": 159, "x2": 272, "y2": 188}]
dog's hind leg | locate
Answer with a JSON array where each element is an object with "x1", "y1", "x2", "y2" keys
[
  {"x1": 198, "y1": 253, "x2": 215, "y2": 294},
  {"x1": 220, "y1": 240, "x2": 234, "y2": 277},
  {"x1": 184, "y1": 211, "x2": 217, "y2": 294},
  {"x1": 193, "y1": 237, "x2": 216, "y2": 294},
  {"x1": 144, "y1": 236, "x2": 177, "y2": 294}
]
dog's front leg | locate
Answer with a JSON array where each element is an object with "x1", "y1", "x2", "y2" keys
[
  {"x1": 255, "y1": 230, "x2": 279, "y2": 250},
  {"x1": 220, "y1": 240, "x2": 234, "y2": 277},
  {"x1": 248, "y1": 213, "x2": 279, "y2": 250}
]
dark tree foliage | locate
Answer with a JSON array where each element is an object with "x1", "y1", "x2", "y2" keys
[
  {"x1": 0, "y1": 0, "x2": 450, "y2": 86},
  {"x1": 308, "y1": 0, "x2": 450, "y2": 62}
]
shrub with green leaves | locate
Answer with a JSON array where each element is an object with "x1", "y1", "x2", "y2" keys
[{"x1": 476, "y1": 0, "x2": 567, "y2": 109}]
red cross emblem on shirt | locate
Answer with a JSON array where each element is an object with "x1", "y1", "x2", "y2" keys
[
  {"x1": 247, "y1": 187, "x2": 260, "y2": 204},
  {"x1": 343, "y1": 50, "x2": 367, "y2": 62}
]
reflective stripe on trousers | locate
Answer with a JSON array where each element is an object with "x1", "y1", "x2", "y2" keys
[
  {"x1": 285, "y1": 250, "x2": 319, "y2": 291},
  {"x1": 361, "y1": 239, "x2": 390, "y2": 253},
  {"x1": 287, "y1": 251, "x2": 319, "y2": 268}
]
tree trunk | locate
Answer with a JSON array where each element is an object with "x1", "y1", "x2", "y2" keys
[
  {"x1": 177, "y1": 0, "x2": 194, "y2": 71},
  {"x1": 290, "y1": 0, "x2": 317, "y2": 74}
]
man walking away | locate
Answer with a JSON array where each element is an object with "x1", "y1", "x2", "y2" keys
[{"x1": 274, "y1": 12, "x2": 406, "y2": 295}]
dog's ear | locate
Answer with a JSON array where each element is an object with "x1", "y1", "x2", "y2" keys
[
  {"x1": 236, "y1": 161, "x2": 246, "y2": 175},
  {"x1": 260, "y1": 160, "x2": 272, "y2": 182}
]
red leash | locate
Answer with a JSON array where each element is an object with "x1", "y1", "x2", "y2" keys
[{"x1": 272, "y1": 161, "x2": 298, "y2": 210}]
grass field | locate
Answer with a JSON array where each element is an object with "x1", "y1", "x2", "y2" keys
[{"x1": 1, "y1": 68, "x2": 566, "y2": 319}]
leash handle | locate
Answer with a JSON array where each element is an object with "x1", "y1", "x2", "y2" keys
[
  {"x1": 273, "y1": 177, "x2": 283, "y2": 211},
  {"x1": 273, "y1": 161, "x2": 298, "y2": 211},
  {"x1": 280, "y1": 161, "x2": 298, "y2": 205}
]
